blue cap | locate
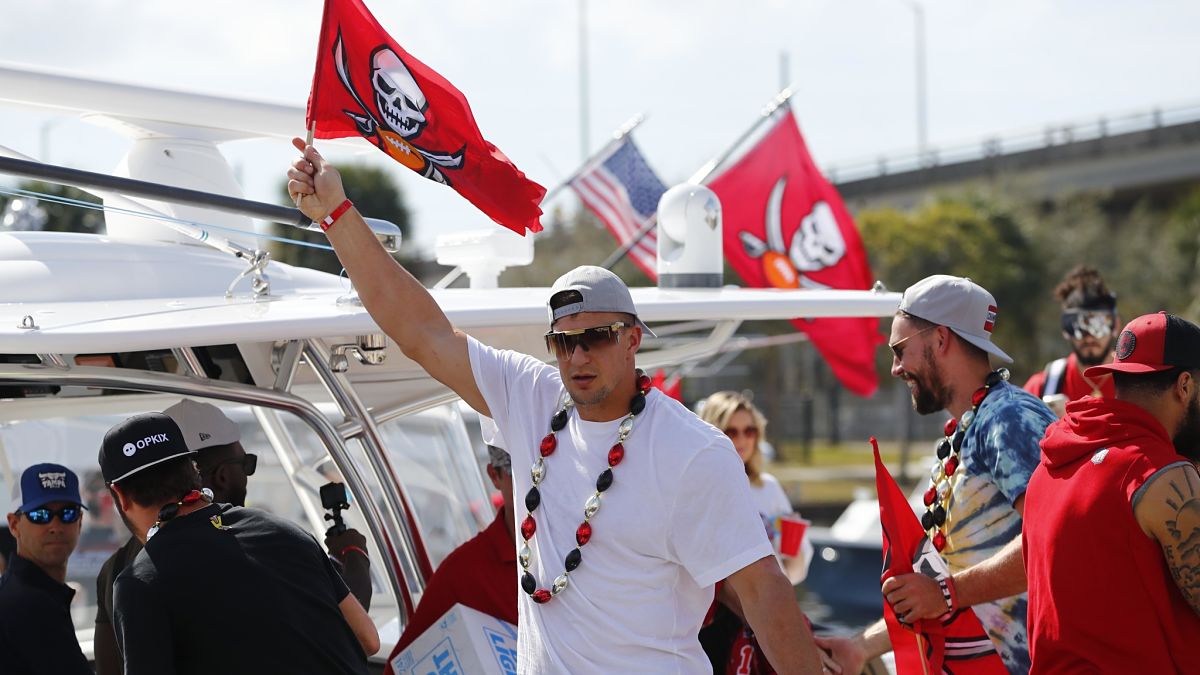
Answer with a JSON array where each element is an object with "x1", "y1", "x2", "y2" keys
[{"x1": 12, "y1": 463, "x2": 84, "y2": 514}]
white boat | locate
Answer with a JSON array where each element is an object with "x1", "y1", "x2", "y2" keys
[{"x1": 0, "y1": 62, "x2": 901, "y2": 669}]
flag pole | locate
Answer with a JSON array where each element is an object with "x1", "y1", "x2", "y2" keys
[
  {"x1": 601, "y1": 86, "x2": 795, "y2": 271},
  {"x1": 542, "y1": 113, "x2": 645, "y2": 205}
]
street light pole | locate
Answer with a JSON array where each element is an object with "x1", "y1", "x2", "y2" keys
[
  {"x1": 899, "y1": 0, "x2": 928, "y2": 159},
  {"x1": 578, "y1": 0, "x2": 590, "y2": 164}
]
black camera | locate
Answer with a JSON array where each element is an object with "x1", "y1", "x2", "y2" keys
[{"x1": 320, "y1": 481, "x2": 350, "y2": 536}]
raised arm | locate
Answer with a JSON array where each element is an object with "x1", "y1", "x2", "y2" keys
[
  {"x1": 1135, "y1": 462, "x2": 1200, "y2": 615},
  {"x1": 287, "y1": 138, "x2": 487, "y2": 416}
]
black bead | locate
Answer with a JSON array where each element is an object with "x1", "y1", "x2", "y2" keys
[
  {"x1": 933, "y1": 505, "x2": 947, "y2": 527},
  {"x1": 524, "y1": 487, "x2": 541, "y2": 512},
  {"x1": 551, "y1": 409, "x2": 569, "y2": 432},
  {"x1": 521, "y1": 572, "x2": 536, "y2": 594},
  {"x1": 985, "y1": 370, "x2": 1003, "y2": 388},
  {"x1": 936, "y1": 438, "x2": 951, "y2": 460},
  {"x1": 921, "y1": 511, "x2": 935, "y2": 531},
  {"x1": 951, "y1": 430, "x2": 965, "y2": 453},
  {"x1": 630, "y1": 393, "x2": 646, "y2": 415},
  {"x1": 596, "y1": 469, "x2": 614, "y2": 492},
  {"x1": 565, "y1": 547, "x2": 582, "y2": 571}
]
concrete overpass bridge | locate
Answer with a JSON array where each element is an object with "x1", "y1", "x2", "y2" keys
[{"x1": 826, "y1": 103, "x2": 1200, "y2": 210}]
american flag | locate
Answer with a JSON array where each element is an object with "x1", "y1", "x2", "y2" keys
[{"x1": 570, "y1": 139, "x2": 667, "y2": 279}]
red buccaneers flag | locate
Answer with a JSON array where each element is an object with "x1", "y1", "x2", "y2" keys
[
  {"x1": 707, "y1": 110, "x2": 880, "y2": 396},
  {"x1": 872, "y1": 438, "x2": 1006, "y2": 675},
  {"x1": 306, "y1": 0, "x2": 545, "y2": 235}
]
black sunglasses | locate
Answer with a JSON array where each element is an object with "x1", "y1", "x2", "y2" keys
[
  {"x1": 544, "y1": 322, "x2": 627, "y2": 359},
  {"x1": 210, "y1": 453, "x2": 257, "y2": 477},
  {"x1": 21, "y1": 506, "x2": 82, "y2": 525}
]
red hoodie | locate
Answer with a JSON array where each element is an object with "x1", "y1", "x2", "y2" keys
[{"x1": 1023, "y1": 396, "x2": 1200, "y2": 673}]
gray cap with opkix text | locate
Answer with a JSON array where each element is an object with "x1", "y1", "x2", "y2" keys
[{"x1": 547, "y1": 266, "x2": 656, "y2": 336}]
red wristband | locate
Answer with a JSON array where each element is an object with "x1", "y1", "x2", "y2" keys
[
  {"x1": 337, "y1": 545, "x2": 369, "y2": 560},
  {"x1": 319, "y1": 199, "x2": 354, "y2": 232}
]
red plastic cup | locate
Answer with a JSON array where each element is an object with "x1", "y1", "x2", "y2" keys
[{"x1": 778, "y1": 515, "x2": 809, "y2": 558}]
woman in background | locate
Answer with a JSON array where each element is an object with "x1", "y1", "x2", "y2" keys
[{"x1": 698, "y1": 391, "x2": 811, "y2": 675}]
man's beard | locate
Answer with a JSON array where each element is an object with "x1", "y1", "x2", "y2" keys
[
  {"x1": 1173, "y1": 391, "x2": 1200, "y2": 461},
  {"x1": 909, "y1": 346, "x2": 951, "y2": 415},
  {"x1": 1072, "y1": 337, "x2": 1114, "y2": 367}
]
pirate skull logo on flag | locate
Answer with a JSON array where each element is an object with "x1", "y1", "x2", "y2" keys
[{"x1": 331, "y1": 29, "x2": 464, "y2": 186}]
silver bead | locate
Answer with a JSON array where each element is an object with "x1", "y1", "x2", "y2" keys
[
  {"x1": 617, "y1": 416, "x2": 634, "y2": 441},
  {"x1": 519, "y1": 543, "x2": 531, "y2": 569},
  {"x1": 552, "y1": 573, "x2": 570, "y2": 595},
  {"x1": 937, "y1": 479, "x2": 950, "y2": 501},
  {"x1": 584, "y1": 493, "x2": 602, "y2": 519},
  {"x1": 998, "y1": 367, "x2": 1010, "y2": 381},
  {"x1": 960, "y1": 410, "x2": 975, "y2": 428},
  {"x1": 930, "y1": 460, "x2": 944, "y2": 482},
  {"x1": 531, "y1": 458, "x2": 545, "y2": 486}
]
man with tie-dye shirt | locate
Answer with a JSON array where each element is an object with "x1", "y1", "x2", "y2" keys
[{"x1": 817, "y1": 276, "x2": 1055, "y2": 675}]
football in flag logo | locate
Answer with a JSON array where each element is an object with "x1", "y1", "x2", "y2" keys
[{"x1": 984, "y1": 305, "x2": 998, "y2": 333}]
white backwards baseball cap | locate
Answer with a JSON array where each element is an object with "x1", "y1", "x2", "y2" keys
[
  {"x1": 163, "y1": 399, "x2": 241, "y2": 452},
  {"x1": 547, "y1": 265, "x2": 656, "y2": 336},
  {"x1": 899, "y1": 275, "x2": 1013, "y2": 363}
]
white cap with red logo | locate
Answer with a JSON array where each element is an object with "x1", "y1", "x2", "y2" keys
[{"x1": 899, "y1": 274, "x2": 1013, "y2": 363}]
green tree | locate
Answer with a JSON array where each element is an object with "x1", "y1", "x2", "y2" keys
[
  {"x1": 859, "y1": 194, "x2": 1045, "y2": 377},
  {"x1": 0, "y1": 181, "x2": 103, "y2": 233},
  {"x1": 271, "y1": 164, "x2": 411, "y2": 274},
  {"x1": 499, "y1": 205, "x2": 648, "y2": 288}
]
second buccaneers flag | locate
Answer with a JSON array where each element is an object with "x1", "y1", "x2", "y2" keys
[
  {"x1": 707, "y1": 109, "x2": 880, "y2": 396},
  {"x1": 306, "y1": 0, "x2": 546, "y2": 235}
]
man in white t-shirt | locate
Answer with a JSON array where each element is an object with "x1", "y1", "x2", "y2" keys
[{"x1": 288, "y1": 140, "x2": 827, "y2": 674}]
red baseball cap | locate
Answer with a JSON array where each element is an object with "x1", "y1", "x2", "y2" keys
[{"x1": 1084, "y1": 312, "x2": 1200, "y2": 378}]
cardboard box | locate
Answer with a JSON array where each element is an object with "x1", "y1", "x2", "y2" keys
[{"x1": 389, "y1": 604, "x2": 518, "y2": 675}]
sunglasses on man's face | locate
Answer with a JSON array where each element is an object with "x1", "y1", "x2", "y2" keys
[
  {"x1": 211, "y1": 453, "x2": 258, "y2": 477},
  {"x1": 544, "y1": 322, "x2": 627, "y2": 359},
  {"x1": 1061, "y1": 310, "x2": 1115, "y2": 341},
  {"x1": 21, "y1": 506, "x2": 82, "y2": 525}
]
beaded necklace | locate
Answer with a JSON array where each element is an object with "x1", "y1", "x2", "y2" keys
[
  {"x1": 146, "y1": 487, "x2": 214, "y2": 540},
  {"x1": 921, "y1": 368, "x2": 1009, "y2": 552},
  {"x1": 518, "y1": 369, "x2": 652, "y2": 604}
]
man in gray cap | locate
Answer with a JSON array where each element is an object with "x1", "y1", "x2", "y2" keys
[
  {"x1": 288, "y1": 144, "x2": 827, "y2": 674},
  {"x1": 817, "y1": 275, "x2": 1055, "y2": 674}
]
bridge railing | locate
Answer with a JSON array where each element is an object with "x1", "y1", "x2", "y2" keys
[{"x1": 825, "y1": 102, "x2": 1200, "y2": 184}]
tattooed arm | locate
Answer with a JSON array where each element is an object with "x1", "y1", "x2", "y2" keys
[{"x1": 1134, "y1": 462, "x2": 1200, "y2": 615}]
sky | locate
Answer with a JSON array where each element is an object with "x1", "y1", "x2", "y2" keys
[{"x1": 1, "y1": 0, "x2": 1198, "y2": 254}]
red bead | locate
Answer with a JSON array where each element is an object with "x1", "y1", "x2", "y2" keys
[
  {"x1": 932, "y1": 531, "x2": 947, "y2": 552},
  {"x1": 637, "y1": 374, "x2": 652, "y2": 393},
  {"x1": 607, "y1": 443, "x2": 625, "y2": 467},
  {"x1": 971, "y1": 387, "x2": 987, "y2": 407},
  {"x1": 943, "y1": 418, "x2": 957, "y2": 436},
  {"x1": 540, "y1": 434, "x2": 557, "y2": 457},
  {"x1": 923, "y1": 486, "x2": 937, "y2": 506},
  {"x1": 532, "y1": 589, "x2": 552, "y2": 604},
  {"x1": 944, "y1": 457, "x2": 959, "y2": 475},
  {"x1": 576, "y1": 521, "x2": 592, "y2": 546},
  {"x1": 521, "y1": 515, "x2": 537, "y2": 540}
]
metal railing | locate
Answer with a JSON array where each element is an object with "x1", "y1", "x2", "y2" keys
[{"x1": 824, "y1": 102, "x2": 1200, "y2": 184}]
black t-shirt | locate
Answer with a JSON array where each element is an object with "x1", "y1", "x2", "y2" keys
[
  {"x1": 95, "y1": 535, "x2": 142, "y2": 627},
  {"x1": 0, "y1": 554, "x2": 93, "y2": 675},
  {"x1": 113, "y1": 503, "x2": 368, "y2": 675}
]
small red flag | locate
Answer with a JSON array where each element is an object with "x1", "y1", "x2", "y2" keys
[
  {"x1": 872, "y1": 438, "x2": 1007, "y2": 675},
  {"x1": 306, "y1": 0, "x2": 545, "y2": 235},
  {"x1": 707, "y1": 110, "x2": 881, "y2": 396}
]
